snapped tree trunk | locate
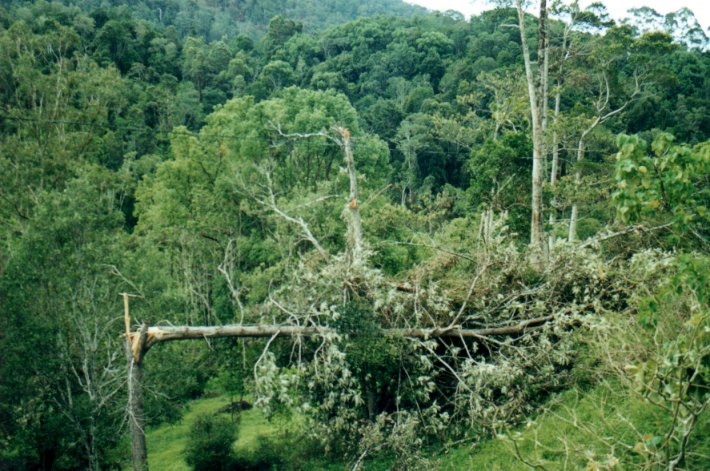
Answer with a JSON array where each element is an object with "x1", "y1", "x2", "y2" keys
[
  {"x1": 127, "y1": 346, "x2": 148, "y2": 471},
  {"x1": 125, "y1": 312, "x2": 560, "y2": 468},
  {"x1": 126, "y1": 326, "x2": 148, "y2": 471},
  {"x1": 337, "y1": 127, "x2": 364, "y2": 266},
  {"x1": 141, "y1": 316, "x2": 557, "y2": 343},
  {"x1": 123, "y1": 294, "x2": 148, "y2": 471}
]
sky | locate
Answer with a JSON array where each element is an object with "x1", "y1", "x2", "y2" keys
[{"x1": 404, "y1": 0, "x2": 710, "y2": 31}]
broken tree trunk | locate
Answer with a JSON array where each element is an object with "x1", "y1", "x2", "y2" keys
[
  {"x1": 140, "y1": 315, "x2": 555, "y2": 346},
  {"x1": 336, "y1": 127, "x2": 364, "y2": 266},
  {"x1": 123, "y1": 294, "x2": 148, "y2": 471},
  {"x1": 125, "y1": 295, "x2": 559, "y2": 470}
]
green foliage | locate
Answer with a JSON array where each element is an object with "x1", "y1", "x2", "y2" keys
[
  {"x1": 0, "y1": 169, "x2": 128, "y2": 469},
  {"x1": 333, "y1": 302, "x2": 406, "y2": 417},
  {"x1": 441, "y1": 381, "x2": 709, "y2": 470},
  {"x1": 3, "y1": 0, "x2": 710, "y2": 468},
  {"x1": 538, "y1": 250, "x2": 710, "y2": 469},
  {"x1": 184, "y1": 414, "x2": 238, "y2": 471},
  {"x1": 442, "y1": 252, "x2": 710, "y2": 470},
  {"x1": 613, "y1": 133, "x2": 710, "y2": 233},
  {"x1": 627, "y1": 254, "x2": 709, "y2": 467},
  {"x1": 366, "y1": 202, "x2": 428, "y2": 274},
  {"x1": 468, "y1": 131, "x2": 532, "y2": 233}
]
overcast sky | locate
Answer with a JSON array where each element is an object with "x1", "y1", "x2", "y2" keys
[{"x1": 404, "y1": 0, "x2": 710, "y2": 30}]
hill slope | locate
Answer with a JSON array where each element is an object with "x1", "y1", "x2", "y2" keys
[{"x1": 5, "y1": 0, "x2": 428, "y2": 39}]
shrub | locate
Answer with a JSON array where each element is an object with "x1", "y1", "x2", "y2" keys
[{"x1": 184, "y1": 414, "x2": 237, "y2": 471}]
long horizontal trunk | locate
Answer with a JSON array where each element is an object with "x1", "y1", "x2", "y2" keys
[{"x1": 139, "y1": 316, "x2": 555, "y2": 345}]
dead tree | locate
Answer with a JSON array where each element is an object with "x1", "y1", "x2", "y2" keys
[
  {"x1": 336, "y1": 127, "x2": 364, "y2": 266},
  {"x1": 268, "y1": 124, "x2": 364, "y2": 266},
  {"x1": 121, "y1": 292, "x2": 559, "y2": 470},
  {"x1": 568, "y1": 73, "x2": 639, "y2": 241},
  {"x1": 123, "y1": 294, "x2": 148, "y2": 471}
]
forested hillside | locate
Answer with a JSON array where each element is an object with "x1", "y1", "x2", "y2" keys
[
  {"x1": 2, "y1": 0, "x2": 426, "y2": 39},
  {"x1": 0, "y1": 1, "x2": 708, "y2": 469}
]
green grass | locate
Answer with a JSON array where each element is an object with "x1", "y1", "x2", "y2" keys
[
  {"x1": 438, "y1": 382, "x2": 710, "y2": 470},
  {"x1": 142, "y1": 382, "x2": 709, "y2": 470},
  {"x1": 146, "y1": 396, "x2": 279, "y2": 471}
]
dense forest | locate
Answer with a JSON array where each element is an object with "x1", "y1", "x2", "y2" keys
[{"x1": 0, "y1": 0, "x2": 708, "y2": 469}]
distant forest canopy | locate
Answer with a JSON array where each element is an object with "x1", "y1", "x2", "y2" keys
[
  {"x1": 1, "y1": 0, "x2": 708, "y2": 229},
  {"x1": 0, "y1": 0, "x2": 708, "y2": 469},
  {"x1": 1, "y1": 0, "x2": 427, "y2": 39}
]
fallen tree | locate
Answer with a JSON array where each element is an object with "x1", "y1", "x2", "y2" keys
[
  {"x1": 120, "y1": 127, "x2": 587, "y2": 470},
  {"x1": 123, "y1": 287, "x2": 562, "y2": 471},
  {"x1": 138, "y1": 314, "x2": 555, "y2": 345}
]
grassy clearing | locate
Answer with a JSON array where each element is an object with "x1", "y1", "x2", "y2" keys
[
  {"x1": 146, "y1": 396, "x2": 278, "y2": 471},
  {"x1": 142, "y1": 382, "x2": 709, "y2": 470},
  {"x1": 439, "y1": 382, "x2": 710, "y2": 470}
]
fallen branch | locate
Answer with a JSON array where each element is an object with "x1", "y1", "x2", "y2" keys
[
  {"x1": 141, "y1": 314, "x2": 556, "y2": 347},
  {"x1": 579, "y1": 223, "x2": 673, "y2": 249}
]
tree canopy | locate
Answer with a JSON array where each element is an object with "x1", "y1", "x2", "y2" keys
[{"x1": 0, "y1": 1, "x2": 708, "y2": 469}]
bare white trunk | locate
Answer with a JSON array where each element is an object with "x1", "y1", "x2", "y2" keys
[
  {"x1": 142, "y1": 315, "x2": 556, "y2": 343},
  {"x1": 337, "y1": 127, "x2": 364, "y2": 265},
  {"x1": 568, "y1": 204, "x2": 578, "y2": 242},
  {"x1": 516, "y1": 0, "x2": 546, "y2": 253},
  {"x1": 568, "y1": 135, "x2": 586, "y2": 242},
  {"x1": 548, "y1": 89, "x2": 561, "y2": 251}
]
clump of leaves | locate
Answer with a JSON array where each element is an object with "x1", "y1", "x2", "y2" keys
[
  {"x1": 613, "y1": 133, "x2": 709, "y2": 245},
  {"x1": 184, "y1": 414, "x2": 237, "y2": 471},
  {"x1": 559, "y1": 252, "x2": 710, "y2": 469}
]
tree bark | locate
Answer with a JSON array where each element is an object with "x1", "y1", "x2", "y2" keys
[
  {"x1": 548, "y1": 88, "x2": 561, "y2": 250},
  {"x1": 568, "y1": 132, "x2": 589, "y2": 242},
  {"x1": 123, "y1": 294, "x2": 148, "y2": 471},
  {"x1": 142, "y1": 315, "x2": 555, "y2": 344},
  {"x1": 516, "y1": 0, "x2": 547, "y2": 254},
  {"x1": 127, "y1": 345, "x2": 148, "y2": 471},
  {"x1": 337, "y1": 127, "x2": 364, "y2": 265}
]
